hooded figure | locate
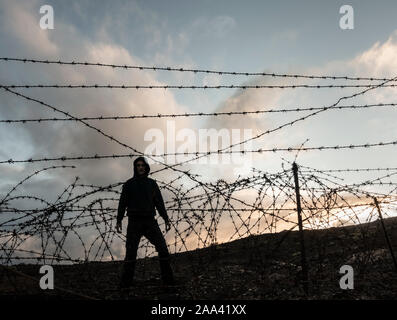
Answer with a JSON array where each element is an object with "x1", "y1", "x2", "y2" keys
[
  {"x1": 132, "y1": 155, "x2": 150, "y2": 177},
  {"x1": 116, "y1": 156, "x2": 174, "y2": 288},
  {"x1": 117, "y1": 156, "x2": 168, "y2": 221}
]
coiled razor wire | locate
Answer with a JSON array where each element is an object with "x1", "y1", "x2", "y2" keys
[{"x1": 1, "y1": 58, "x2": 397, "y2": 298}]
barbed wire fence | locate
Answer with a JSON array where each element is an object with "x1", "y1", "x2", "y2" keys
[{"x1": 0, "y1": 58, "x2": 396, "y2": 299}]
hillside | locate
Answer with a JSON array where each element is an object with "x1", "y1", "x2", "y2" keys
[{"x1": 1, "y1": 217, "x2": 397, "y2": 300}]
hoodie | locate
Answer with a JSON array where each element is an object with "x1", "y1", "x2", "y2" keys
[{"x1": 117, "y1": 156, "x2": 169, "y2": 222}]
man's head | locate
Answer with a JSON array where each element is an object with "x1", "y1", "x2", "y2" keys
[
  {"x1": 136, "y1": 160, "x2": 146, "y2": 176},
  {"x1": 133, "y1": 156, "x2": 150, "y2": 177}
]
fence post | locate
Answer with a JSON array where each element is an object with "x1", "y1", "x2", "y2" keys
[
  {"x1": 292, "y1": 162, "x2": 309, "y2": 295},
  {"x1": 373, "y1": 197, "x2": 397, "y2": 273}
]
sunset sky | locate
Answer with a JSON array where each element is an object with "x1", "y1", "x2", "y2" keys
[{"x1": 1, "y1": 0, "x2": 397, "y2": 260}]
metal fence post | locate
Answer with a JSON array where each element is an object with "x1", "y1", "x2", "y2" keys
[
  {"x1": 292, "y1": 162, "x2": 309, "y2": 295},
  {"x1": 373, "y1": 197, "x2": 397, "y2": 273}
]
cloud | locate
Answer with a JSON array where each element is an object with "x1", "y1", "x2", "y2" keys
[
  {"x1": 0, "y1": 0, "x2": 214, "y2": 263},
  {"x1": 2, "y1": 0, "x2": 397, "y2": 263},
  {"x1": 0, "y1": 0, "x2": 58, "y2": 55},
  {"x1": 350, "y1": 30, "x2": 397, "y2": 78},
  {"x1": 199, "y1": 28, "x2": 397, "y2": 180},
  {"x1": 0, "y1": 22, "x2": 193, "y2": 185}
]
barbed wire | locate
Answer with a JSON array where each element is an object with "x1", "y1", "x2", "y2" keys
[
  {"x1": 2, "y1": 59, "x2": 397, "y2": 299},
  {"x1": 2, "y1": 139, "x2": 396, "y2": 164},
  {"x1": 1, "y1": 151, "x2": 396, "y2": 298},
  {"x1": 2, "y1": 72, "x2": 396, "y2": 177},
  {"x1": 0, "y1": 85, "x2": 207, "y2": 181},
  {"x1": 1, "y1": 57, "x2": 394, "y2": 82},
  {"x1": 3, "y1": 83, "x2": 397, "y2": 89},
  {"x1": 1, "y1": 102, "x2": 396, "y2": 123},
  {"x1": 301, "y1": 167, "x2": 397, "y2": 173},
  {"x1": 2, "y1": 162, "x2": 396, "y2": 275}
]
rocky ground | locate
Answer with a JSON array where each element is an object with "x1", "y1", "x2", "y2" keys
[{"x1": 1, "y1": 217, "x2": 397, "y2": 300}]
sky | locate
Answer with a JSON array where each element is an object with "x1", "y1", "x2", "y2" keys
[{"x1": 1, "y1": 0, "x2": 397, "y2": 261}]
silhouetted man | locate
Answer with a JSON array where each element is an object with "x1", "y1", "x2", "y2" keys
[{"x1": 116, "y1": 156, "x2": 174, "y2": 288}]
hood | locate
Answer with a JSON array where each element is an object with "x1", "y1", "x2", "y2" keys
[{"x1": 133, "y1": 156, "x2": 150, "y2": 177}]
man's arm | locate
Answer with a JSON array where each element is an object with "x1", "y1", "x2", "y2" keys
[
  {"x1": 153, "y1": 181, "x2": 169, "y2": 222},
  {"x1": 117, "y1": 183, "x2": 128, "y2": 224}
]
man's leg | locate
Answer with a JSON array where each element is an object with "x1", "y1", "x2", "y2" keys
[
  {"x1": 120, "y1": 218, "x2": 142, "y2": 288},
  {"x1": 144, "y1": 219, "x2": 174, "y2": 285}
]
